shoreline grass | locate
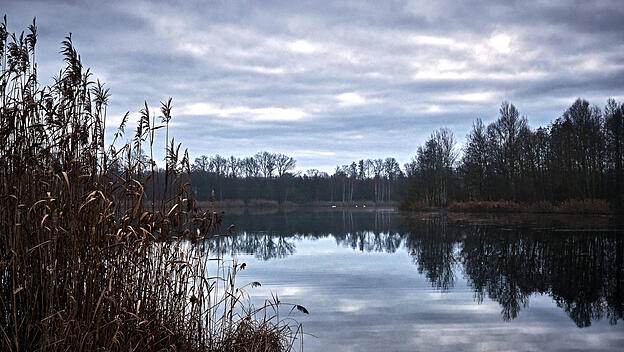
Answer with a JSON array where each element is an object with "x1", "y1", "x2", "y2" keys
[
  {"x1": 0, "y1": 18, "x2": 302, "y2": 351},
  {"x1": 197, "y1": 199, "x2": 398, "y2": 209},
  {"x1": 447, "y1": 199, "x2": 613, "y2": 214},
  {"x1": 401, "y1": 199, "x2": 614, "y2": 215}
]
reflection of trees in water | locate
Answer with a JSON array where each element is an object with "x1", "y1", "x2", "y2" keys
[
  {"x1": 458, "y1": 224, "x2": 624, "y2": 327},
  {"x1": 404, "y1": 216, "x2": 624, "y2": 328},
  {"x1": 210, "y1": 211, "x2": 623, "y2": 327},
  {"x1": 461, "y1": 226, "x2": 544, "y2": 321},
  {"x1": 207, "y1": 233, "x2": 296, "y2": 260},
  {"x1": 331, "y1": 211, "x2": 402, "y2": 253},
  {"x1": 333, "y1": 231, "x2": 403, "y2": 253},
  {"x1": 403, "y1": 216, "x2": 459, "y2": 290},
  {"x1": 208, "y1": 211, "x2": 400, "y2": 258},
  {"x1": 549, "y1": 234, "x2": 623, "y2": 327},
  {"x1": 221, "y1": 210, "x2": 397, "y2": 239}
]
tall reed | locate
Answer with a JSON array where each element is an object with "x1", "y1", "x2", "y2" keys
[{"x1": 0, "y1": 17, "x2": 302, "y2": 351}]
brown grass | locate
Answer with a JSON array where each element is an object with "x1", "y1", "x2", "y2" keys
[
  {"x1": 198, "y1": 199, "x2": 399, "y2": 210},
  {"x1": 247, "y1": 199, "x2": 280, "y2": 208},
  {"x1": 447, "y1": 199, "x2": 613, "y2": 214},
  {"x1": 197, "y1": 199, "x2": 299, "y2": 209},
  {"x1": 399, "y1": 200, "x2": 438, "y2": 211},
  {"x1": 213, "y1": 199, "x2": 248, "y2": 208},
  {"x1": 0, "y1": 19, "x2": 301, "y2": 351}
]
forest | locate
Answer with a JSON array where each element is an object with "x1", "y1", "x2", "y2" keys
[
  {"x1": 187, "y1": 152, "x2": 404, "y2": 203},
  {"x1": 404, "y1": 99, "x2": 624, "y2": 210},
  {"x1": 183, "y1": 99, "x2": 623, "y2": 212}
]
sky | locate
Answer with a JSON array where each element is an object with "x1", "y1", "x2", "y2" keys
[{"x1": 3, "y1": 0, "x2": 624, "y2": 172}]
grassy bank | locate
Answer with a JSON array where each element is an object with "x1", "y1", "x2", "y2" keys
[
  {"x1": 197, "y1": 199, "x2": 397, "y2": 209},
  {"x1": 448, "y1": 199, "x2": 613, "y2": 214},
  {"x1": 0, "y1": 19, "x2": 301, "y2": 351},
  {"x1": 402, "y1": 199, "x2": 613, "y2": 214}
]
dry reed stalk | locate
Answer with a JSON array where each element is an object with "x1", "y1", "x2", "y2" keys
[{"x1": 0, "y1": 18, "x2": 303, "y2": 352}]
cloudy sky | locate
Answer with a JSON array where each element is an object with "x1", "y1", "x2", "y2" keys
[{"x1": 3, "y1": 0, "x2": 624, "y2": 172}]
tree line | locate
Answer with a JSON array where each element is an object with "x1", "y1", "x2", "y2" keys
[
  {"x1": 188, "y1": 152, "x2": 405, "y2": 203},
  {"x1": 403, "y1": 98, "x2": 624, "y2": 209},
  {"x1": 183, "y1": 98, "x2": 623, "y2": 208}
]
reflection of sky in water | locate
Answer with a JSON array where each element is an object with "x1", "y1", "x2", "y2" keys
[{"x1": 213, "y1": 213, "x2": 624, "y2": 352}]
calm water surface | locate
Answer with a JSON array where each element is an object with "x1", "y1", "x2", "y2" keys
[{"x1": 210, "y1": 210, "x2": 623, "y2": 351}]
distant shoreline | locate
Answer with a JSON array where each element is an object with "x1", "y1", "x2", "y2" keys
[
  {"x1": 196, "y1": 199, "x2": 398, "y2": 209},
  {"x1": 403, "y1": 199, "x2": 616, "y2": 215},
  {"x1": 196, "y1": 199, "x2": 618, "y2": 215}
]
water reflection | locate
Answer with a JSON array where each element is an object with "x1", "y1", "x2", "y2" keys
[
  {"x1": 208, "y1": 210, "x2": 623, "y2": 328},
  {"x1": 459, "y1": 223, "x2": 624, "y2": 327}
]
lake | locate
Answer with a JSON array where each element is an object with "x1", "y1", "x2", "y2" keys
[{"x1": 209, "y1": 209, "x2": 624, "y2": 351}]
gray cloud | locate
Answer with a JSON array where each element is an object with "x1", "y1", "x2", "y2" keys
[{"x1": 2, "y1": 0, "x2": 623, "y2": 171}]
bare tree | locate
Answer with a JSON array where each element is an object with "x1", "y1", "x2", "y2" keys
[
  {"x1": 305, "y1": 169, "x2": 321, "y2": 178},
  {"x1": 241, "y1": 157, "x2": 260, "y2": 178},
  {"x1": 275, "y1": 153, "x2": 296, "y2": 177},
  {"x1": 364, "y1": 159, "x2": 374, "y2": 178},
  {"x1": 192, "y1": 155, "x2": 210, "y2": 172},
  {"x1": 409, "y1": 128, "x2": 457, "y2": 206},
  {"x1": 461, "y1": 118, "x2": 488, "y2": 199},
  {"x1": 255, "y1": 151, "x2": 276, "y2": 177},
  {"x1": 210, "y1": 155, "x2": 228, "y2": 176},
  {"x1": 488, "y1": 101, "x2": 528, "y2": 199},
  {"x1": 372, "y1": 159, "x2": 384, "y2": 201},
  {"x1": 228, "y1": 156, "x2": 241, "y2": 177}
]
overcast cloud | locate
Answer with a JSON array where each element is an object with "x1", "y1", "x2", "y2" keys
[{"x1": 3, "y1": 0, "x2": 624, "y2": 171}]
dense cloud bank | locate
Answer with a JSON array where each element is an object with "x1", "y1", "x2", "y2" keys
[{"x1": 3, "y1": 0, "x2": 623, "y2": 170}]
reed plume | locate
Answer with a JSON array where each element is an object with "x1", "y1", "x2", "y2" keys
[{"x1": 0, "y1": 18, "x2": 302, "y2": 351}]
